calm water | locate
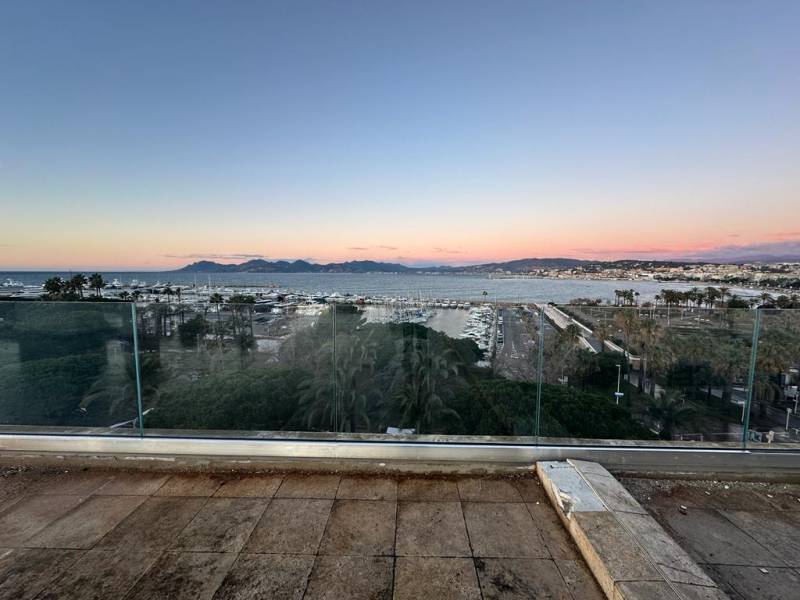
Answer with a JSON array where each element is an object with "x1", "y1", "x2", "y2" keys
[{"x1": 0, "y1": 271, "x2": 755, "y2": 304}]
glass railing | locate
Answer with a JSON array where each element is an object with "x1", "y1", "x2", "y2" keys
[
  {"x1": 0, "y1": 301, "x2": 139, "y2": 433},
  {"x1": 0, "y1": 297, "x2": 798, "y2": 449}
]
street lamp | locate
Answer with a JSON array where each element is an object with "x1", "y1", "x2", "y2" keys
[{"x1": 614, "y1": 363, "x2": 624, "y2": 405}]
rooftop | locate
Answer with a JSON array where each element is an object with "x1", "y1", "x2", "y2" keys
[
  {"x1": 622, "y1": 477, "x2": 800, "y2": 599},
  {"x1": 0, "y1": 467, "x2": 603, "y2": 600}
]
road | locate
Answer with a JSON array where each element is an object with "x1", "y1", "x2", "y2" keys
[{"x1": 494, "y1": 307, "x2": 537, "y2": 381}]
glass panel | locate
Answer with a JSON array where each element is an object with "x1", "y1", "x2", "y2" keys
[
  {"x1": 538, "y1": 303, "x2": 756, "y2": 446},
  {"x1": 0, "y1": 301, "x2": 139, "y2": 433},
  {"x1": 140, "y1": 295, "x2": 333, "y2": 436},
  {"x1": 318, "y1": 295, "x2": 542, "y2": 441},
  {"x1": 748, "y1": 305, "x2": 800, "y2": 446}
]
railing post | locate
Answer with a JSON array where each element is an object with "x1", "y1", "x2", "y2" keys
[
  {"x1": 741, "y1": 308, "x2": 761, "y2": 448},
  {"x1": 131, "y1": 302, "x2": 145, "y2": 437},
  {"x1": 535, "y1": 307, "x2": 545, "y2": 440}
]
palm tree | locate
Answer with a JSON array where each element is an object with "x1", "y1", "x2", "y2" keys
[
  {"x1": 68, "y1": 274, "x2": 87, "y2": 299},
  {"x1": 593, "y1": 323, "x2": 611, "y2": 353},
  {"x1": 648, "y1": 391, "x2": 696, "y2": 440},
  {"x1": 396, "y1": 342, "x2": 460, "y2": 434},
  {"x1": 88, "y1": 273, "x2": 105, "y2": 297}
]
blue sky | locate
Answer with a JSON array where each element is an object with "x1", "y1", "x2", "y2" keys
[{"x1": 1, "y1": 1, "x2": 799, "y2": 269}]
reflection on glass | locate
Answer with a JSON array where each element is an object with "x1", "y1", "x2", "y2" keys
[{"x1": 0, "y1": 301, "x2": 138, "y2": 431}]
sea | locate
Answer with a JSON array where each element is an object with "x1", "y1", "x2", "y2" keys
[{"x1": 0, "y1": 271, "x2": 757, "y2": 304}]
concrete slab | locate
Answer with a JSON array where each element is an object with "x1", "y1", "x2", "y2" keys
[
  {"x1": 615, "y1": 511, "x2": 716, "y2": 587},
  {"x1": 155, "y1": 474, "x2": 225, "y2": 497},
  {"x1": 25, "y1": 495, "x2": 146, "y2": 549},
  {"x1": 213, "y1": 475, "x2": 283, "y2": 498},
  {"x1": 719, "y1": 509, "x2": 800, "y2": 567},
  {"x1": 275, "y1": 474, "x2": 340, "y2": 499},
  {"x1": 582, "y1": 471, "x2": 648, "y2": 515},
  {"x1": 655, "y1": 508, "x2": 783, "y2": 566},
  {"x1": 336, "y1": 476, "x2": 397, "y2": 501},
  {"x1": 537, "y1": 463, "x2": 606, "y2": 515},
  {"x1": 0, "y1": 547, "x2": 83, "y2": 600},
  {"x1": 212, "y1": 553, "x2": 314, "y2": 600},
  {"x1": 94, "y1": 472, "x2": 169, "y2": 496},
  {"x1": 474, "y1": 557, "x2": 573, "y2": 600},
  {"x1": 173, "y1": 497, "x2": 267, "y2": 553},
  {"x1": 95, "y1": 496, "x2": 206, "y2": 550},
  {"x1": 397, "y1": 478, "x2": 460, "y2": 501},
  {"x1": 554, "y1": 559, "x2": 606, "y2": 600},
  {"x1": 125, "y1": 550, "x2": 237, "y2": 600},
  {"x1": 35, "y1": 547, "x2": 161, "y2": 600},
  {"x1": 393, "y1": 557, "x2": 481, "y2": 600},
  {"x1": 318, "y1": 499, "x2": 395, "y2": 556},
  {"x1": 526, "y1": 503, "x2": 579, "y2": 559},
  {"x1": 245, "y1": 498, "x2": 332, "y2": 554},
  {"x1": 613, "y1": 581, "x2": 680, "y2": 600},
  {"x1": 707, "y1": 565, "x2": 800, "y2": 600},
  {"x1": 570, "y1": 511, "x2": 662, "y2": 597},
  {"x1": 303, "y1": 555, "x2": 393, "y2": 600},
  {"x1": 0, "y1": 494, "x2": 86, "y2": 546},
  {"x1": 463, "y1": 502, "x2": 549, "y2": 559},
  {"x1": 673, "y1": 583, "x2": 732, "y2": 600},
  {"x1": 395, "y1": 501, "x2": 470, "y2": 557},
  {"x1": 457, "y1": 478, "x2": 524, "y2": 503}
]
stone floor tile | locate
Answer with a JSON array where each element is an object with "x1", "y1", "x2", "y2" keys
[
  {"x1": 173, "y1": 497, "x2": 267, "y2": 553},
  {"x1": 0, "y1": 547, "x2": 84, "y2": 600},
  {"x1": 526, "y1": 503, "x2": 578, "y2": 559},
  {"x1": 94, "y1": 472, "x2": 170, "y2": 496},
  {"x1": 720, "y1": 509, "x2": 800, "y2": 567},
  {"x1": 463, "y1": 502, "x2": 548, "y2": 558},
  {"x1": 397, "y1": 478, "x2": 460, "y2": 501},
  {"x1": 155, "y1": 474, "x2": 225, "y2": 497},
  {"x1": 303, "y1": 555, "x2": 393, "y2": 600},
  {"x1": 25, "y1": 495, "x2": 146, "y2": 549},
  {"x1": 554, "y1": 559, "x2": 605, "y2": 600},
  {"x1": 245, "y1": 498, "x2": 332, "y2": 554},
  {"x1": 475, "y1": 557, "x2": 572, "y2": 600},
  {"x1": 710, "y1": 564, "x2": 800, "y2": 600},
  {"x1": 95, "y1": 496, "x2": 206, "y2": 550},
  {"x1": 616, "y1": 511, "x2": 716, "y2": 586},
  {"x1": 336, "y1": 477, "x2": 397, "y2": 501},
  {"x1": 36, "y1": 547, "x2": 161, "y2": 600},
  {"x1": 213, "y1": 475, "x2": 283, "y2": 498},
  {"x1": 655, "y1": 508, "x2": 783, "y2": 566},
  {"x1": 613, "y1": 581, "x2": 680, "y2": 600},
  {"x1": 512, "y1": 477, "x2": 549, "y2": 503},
  {"x1": 125, "y1": 551, "x2": 237, "y2": 600},
  {"x1": 212, "y1": 553, "x2": 314, "y2": 600},
  {"x1": 319, "y1": 499, "x2": 395, "y2": 556},
  {"x1": 34, "y1": 471, "x2": 111, "y2": 496},
  {"x1": 0, "y1": 495, "x2": 86, "y2": 546},
  {"x1": 393, "y1": 557, "x2": 481, "y2": 600},
  {"x1": 457, "y1": 478, "x2": 523, "y2": 503},
  {"x1": 396, "y1": 501, "x2": 470, "y2": 557},
  {"x1": 274, "y1": 474, "x2": 340, "y2": 499}
]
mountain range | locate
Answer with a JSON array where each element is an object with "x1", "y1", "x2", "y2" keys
[{"x1": 174, "y1": 257, "x2": 716, "y2": 274}]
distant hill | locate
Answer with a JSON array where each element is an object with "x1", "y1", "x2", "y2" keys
[
  {"x1": 174, "y1": 259, "x2": 412, "y2": 274},
  {"x1": 174, "y1": 256, "x2": 717, "y2": 274}
]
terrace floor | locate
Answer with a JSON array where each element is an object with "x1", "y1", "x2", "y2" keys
[
  {"x1": 0, "y1": 467, "x2": 604, "y2": 600},
  {"x1": 622, "y1": 477, "x2": 800, "y2": 599}
]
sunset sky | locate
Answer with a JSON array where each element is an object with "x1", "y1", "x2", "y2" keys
[{"x1": 1, "y1": 1, "x2": 799, "y2": 270}]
